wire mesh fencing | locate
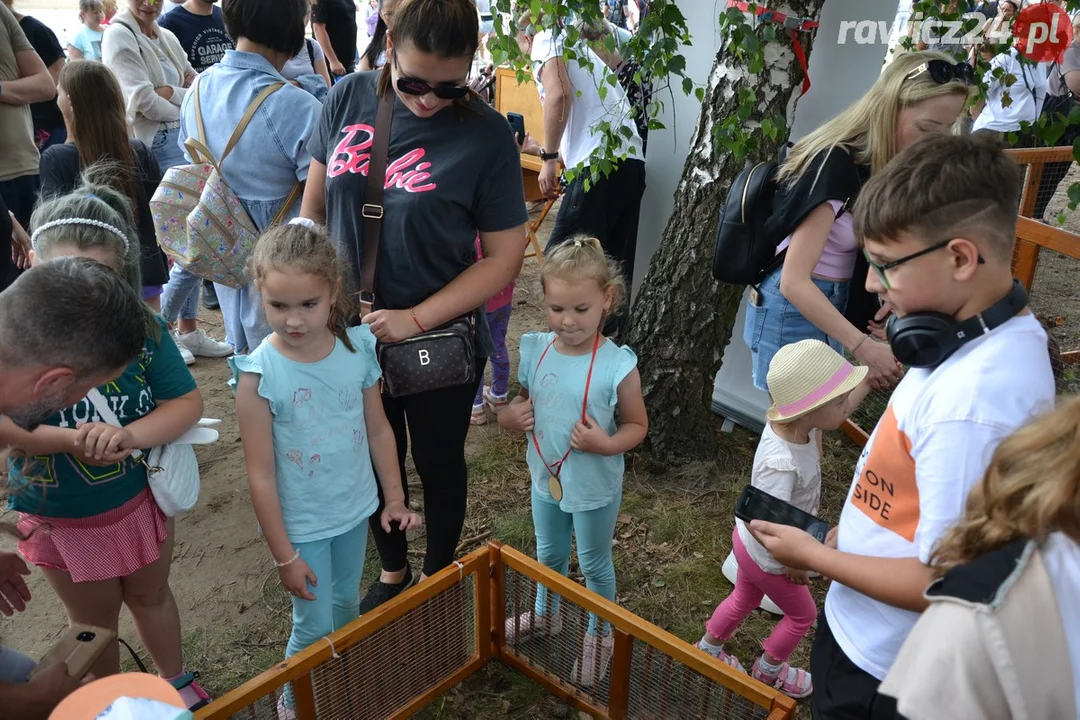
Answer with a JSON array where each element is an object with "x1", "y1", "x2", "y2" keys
[
  {"x1": 197, "y1": 545, "x2": 795, "y2": 720},
  {"x1": 496, "y1": 545, "x2": 796, "y2": 720},
  {"x1": 197, "y1": 550, "x2": 488, "y2": 720}
]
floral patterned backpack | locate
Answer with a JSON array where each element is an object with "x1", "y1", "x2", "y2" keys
[{"x1": 150, "y1": 77, "x2": 301, "y2": 287}]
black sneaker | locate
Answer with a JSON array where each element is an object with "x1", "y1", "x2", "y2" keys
[
  {"x1": 201, "y1": 280, "x2": 219, "y2": 310},
  {"x1": 359, "y1": 565, "x2": 415, "y2": 614}
]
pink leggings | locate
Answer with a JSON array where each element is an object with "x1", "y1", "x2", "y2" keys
[{"x1": 705, "y1": 528, "x2": 817, "y2": 662}]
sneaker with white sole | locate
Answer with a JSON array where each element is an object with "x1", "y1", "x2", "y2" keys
[
  {"x1": 503, "y1": 609, "x2": 563, "y2": 644},
  {"x1": 484, "y1": 386, "x2": 509, "y2": 413},
  {"x1": 178, "y1": 329, "x2": 233, "y2": 358},
  {"x1": 696, "y1": 640, "x2": 746, "y2": 673},
  {"x1": 174, "y1": 337, "x2": 195, "y2": 365},
  {"x1": 470, "y1": 402, "x2": 487, "y2": 425},
  {"x1": 752, "y1": 657, "x2": 813, "y2": 699},
  {"x1": 572, "y1": 631, "x2": 614, "y2": 688},
  {"x1": 276, "y1": 694, "x2": 296, "y2": 720}
]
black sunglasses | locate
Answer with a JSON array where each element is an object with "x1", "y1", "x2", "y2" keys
[
  {"x1": 394, "y1": 66, "x2": 470, "y2": 100},
  {"x1": 906, "y1": 59, "x2": 976, "y2": 86}
]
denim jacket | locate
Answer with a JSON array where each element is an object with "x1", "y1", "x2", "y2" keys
[{"x1": 177, "y1": 50, "x2": 321, "y2": 229}]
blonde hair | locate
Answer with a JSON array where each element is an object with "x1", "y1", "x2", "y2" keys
[
  {"x1": 930, "y1": 397, "x2": 1080, "y2": 577},
  {"x1": 778, "y1": 50, "x2": 974, "y2": 185},
  {"x1": 249, "y1": 223, "x2": 357, "y2": 352},
  {"x1": 540, "y1": 236, "x2": 627, "y2": 316}
]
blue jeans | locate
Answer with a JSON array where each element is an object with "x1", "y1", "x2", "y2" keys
[
  {"x1": 531, "y1": 491, "x2": 621, "y2": 636},
  {"x1": 160, "y1": 262, "x2": 201, "y2": 323},
  {"x1": 283, "y1": 520, "x2": 368, "y2": 709},
  {"x1": 151, "y1": 126, "x2": 187, "y2": 172},
  {"x1": 743, "y1": 266, "x2": 849, "y2": 393},
  {"x1": 214, "y1": 282, "x2": 269, "y2": 353},
  {"x1": 0, "y1": 646, "x2": 35, "y2": 683}
]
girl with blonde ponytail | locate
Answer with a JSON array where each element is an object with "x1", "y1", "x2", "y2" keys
[
  {"x1": 879, "y1": 397, "x2": 1080, "y2": 719},
  {"x1": 500, "y1": 235, "x2": 648, "y2": 690}
]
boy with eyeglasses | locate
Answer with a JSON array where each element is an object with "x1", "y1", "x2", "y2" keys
[{"x1": 748, "y1": 133, "x2": 1054, "y2": 719}]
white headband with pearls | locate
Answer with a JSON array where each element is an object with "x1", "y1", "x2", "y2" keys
[{"x1": 30, "y1": 218, "x2": 131, "y2": 256}]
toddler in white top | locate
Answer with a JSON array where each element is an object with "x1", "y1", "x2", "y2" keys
[{"x1": 698, "y1": 340, "x2": 868, "y2": 698}]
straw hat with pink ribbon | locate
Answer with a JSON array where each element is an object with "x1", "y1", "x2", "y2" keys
[{"x1": 765, "y1": 339, "x2": 868, "y2": 423}]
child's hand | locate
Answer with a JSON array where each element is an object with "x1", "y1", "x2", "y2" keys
[
  {"x1": 784, "y1": 567, "x2": 810, "y2": 586},
  {"x1": 73, "y1": 422, "x2": 135, "y2": 461},
  {"x1": 499, "y1": 398, "x2": 534, "y2": 432},
  {"x1": 570, "y1": 415, "x2": 612, "y2": 455},
  {"x1": 747, "y1": 520, "x2": 822, "y2": 571},
  {"x1": 825, "y1": 526, "x2": 838, "y2": 549},
  {"x1": 279, "y1": 557, "x2": 317, "y2": 601},
  {"x1": 380, "y1": 500, "x2": 423, "y2": 533}
]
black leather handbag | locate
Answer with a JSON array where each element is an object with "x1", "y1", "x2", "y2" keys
[{"x1": 359, "y1": 91, "x2": 477, "y2": 398}]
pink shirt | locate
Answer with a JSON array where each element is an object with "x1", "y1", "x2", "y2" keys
[
  {"x1": 476, "y1": 236, "x2": 515, "y2": 311},
  {"x1": 778, "y1": 200, "x2": 857, "y2": 280}
]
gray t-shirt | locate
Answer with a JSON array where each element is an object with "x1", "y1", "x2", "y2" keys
[
  {"x1": 1049, "y1": 44, "x2": 1080, "y2": 97},
  {"x1": 308, "y1": 71, "x2": 528, "y2": 315}
]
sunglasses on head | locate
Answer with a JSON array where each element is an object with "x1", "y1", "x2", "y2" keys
[{"x1": 905, "y1": 59, "x2": 976, "y2": 86}]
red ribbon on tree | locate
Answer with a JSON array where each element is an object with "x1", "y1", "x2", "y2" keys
[{"x1": 727, "y1": 0, "x2": 820, "y2": 94}]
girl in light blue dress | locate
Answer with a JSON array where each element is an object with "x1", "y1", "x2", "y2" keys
[
  {"x1": 499, "y1": 236, "x2": 648, "y2": 689},
  {"x1": 230, "y1": 223, "x2": 421, "y2": 717}
]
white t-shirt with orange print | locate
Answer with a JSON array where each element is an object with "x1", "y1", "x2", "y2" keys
[{"x1": 824, "y1": 312, "x2": 1054, "y2": 681}]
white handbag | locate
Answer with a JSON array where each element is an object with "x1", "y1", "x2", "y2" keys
[{"x1": 86, "y1": 389, "x2": 218, "y2": 517}]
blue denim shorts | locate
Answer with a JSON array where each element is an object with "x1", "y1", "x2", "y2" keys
[{"x1": 742, "y1": 266, "x2": 849, "y2": 393}]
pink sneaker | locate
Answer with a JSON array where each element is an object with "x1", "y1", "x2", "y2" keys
[
  {"x1": 752, "y1": 657, "x2": 813, "y2": 699},
  {"x1": 276, "y1": 694, "x2": 297, "y2": 720},
  {"x1": 484, "y1": 386, "x2": 509, "y2": 413},
  {"x1": 571, "y1": 631, "x2": 614, "y2": 688},
  {"x1": 696, "y1": 640, "x2": 746, "y2": 673},
  {"x1": 504, "y1": 609, "x2": 563, "y2": 644}
]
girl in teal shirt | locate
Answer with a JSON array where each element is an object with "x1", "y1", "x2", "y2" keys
[
  {"x1": 231, "y1": 223, "x2": 421, "y2": 718},
  {"x1": 499, "y1": 236, "x2": 648, "y2": 689}
]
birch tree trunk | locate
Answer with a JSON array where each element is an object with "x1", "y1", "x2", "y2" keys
[{"x1": 628, "y1": 1, "x2": 826, "y2": 461}]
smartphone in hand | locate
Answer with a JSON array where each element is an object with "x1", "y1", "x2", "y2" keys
[
  {"x1": 735, "y1": 485, "x2": 830, "y2": 543},
  {"x1": 507, "y1": 112, "x2": 526, "y2": 147}
]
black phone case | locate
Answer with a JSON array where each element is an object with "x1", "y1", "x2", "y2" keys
[{"x1": 734, "y1": 485, "x2": 830, "y2": 543}]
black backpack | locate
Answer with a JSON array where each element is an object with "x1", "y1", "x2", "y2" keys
[{"x1": 711, "y1": 161, "x2": 783, "y2": 286}]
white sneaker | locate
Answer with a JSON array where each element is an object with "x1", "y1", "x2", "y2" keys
[
  {"x1": 503, "y1": 609, "x2": 563, "y2": 644},
  {"x1": 174, "y1": 335, "x2": 195, "y2": 365},
  {"x1": 178, "y1": 329, "x2": 233, "y2": 358},
  {"x1": 572, "y1": 631, "x2": 614, "y2": 688},
  {"x1": 276, "y1": 694, "x2": 296, "y2": 720}
]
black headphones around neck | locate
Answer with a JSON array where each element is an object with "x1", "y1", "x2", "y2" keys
[{"x1": 886, "y1": 280, "x2": 1028, "y2": 369}]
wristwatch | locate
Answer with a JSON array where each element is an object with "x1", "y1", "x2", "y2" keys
[{"x1": 540, "y1": 149, "x2": 559, "y2": 162}]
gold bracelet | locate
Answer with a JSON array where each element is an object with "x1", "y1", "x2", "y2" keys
[{"x1": 850, "y1": 334, "x2": 869, "y2": 355}]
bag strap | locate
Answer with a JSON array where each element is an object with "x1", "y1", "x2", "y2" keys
[
  {"x1": 85, "y1": 388, "x2": 145, "y2": 461},
  {"x1": 192, "y1": 74, "x2": 207, "y2": 153},
  {"x1": 220, "y1": 82, "x2": 286, "y2": 163},
  {"x1": 271, "y1": 181, "x2": 304, "y2": 228},
  {"x1": 185, "y1": 81, "x2": 285, "y2": 171},
  {"x1": 307, "y1": 39, "x2": 315, "y2": 70},
  {"x1": 358, "y1": 90, "x2": 396, "y2": 317}
]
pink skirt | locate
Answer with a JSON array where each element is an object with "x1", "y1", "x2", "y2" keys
[{"x1": 18, "y1": 489, "x2": 168, "y2": 583}]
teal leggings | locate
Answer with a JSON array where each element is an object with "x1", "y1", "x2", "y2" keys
[
  {"x1": 283, "y1": 520, "x2": 368, "y2": 709},
  {"x1": 531, "y1": 489, "x2": 621, "y2": 636}
]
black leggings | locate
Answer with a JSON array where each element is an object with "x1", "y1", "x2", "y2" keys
[{"x1": 368, "y1": 357, "x2": 483, "y2": 577}]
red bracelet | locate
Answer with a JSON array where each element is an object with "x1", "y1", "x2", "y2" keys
[{"x1": 410, "y1": 308, "x2": 426, "y2": 333}]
